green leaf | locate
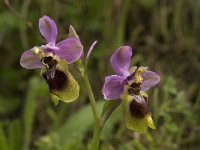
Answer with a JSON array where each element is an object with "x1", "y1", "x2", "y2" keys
[
  {"x1": 23, "y1": 77, "x2": 41, "y2": 150},
  {"x1": 101, "y1": 100, "x2": 116, "y2": 115},
  {"x1": 9, "y1": 120, "x2": 22, "y2": 150},
  {"x1": 36, "y1": 101, "x2": 105, "y2": 150},
  {"x1": 100, "y1": 100, "x2": 121, "y2": 126},
  {"x1": 0, "y1": 124, "x2": 7, "y2": 150},
  {"x1": 101, "y1": 103, "x2": 122, "y2": 141}
]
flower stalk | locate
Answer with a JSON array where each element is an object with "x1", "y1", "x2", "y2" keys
[
  {"x1": 81, "y1": 66, "x2": 102, "y2": 150},
  {"x1": 82, "y1": 71, "x2": 120, "y2": 150},
  {"x1": 83, "y1": 72, "x2": 99, "y2": 124},
  {"x1": 90, "y1": 124, "x2": 103, "y2": 150}
]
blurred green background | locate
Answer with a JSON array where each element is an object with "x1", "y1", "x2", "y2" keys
[{"x1": 0, "y1": 0, "x2": 200, "y2": 150}]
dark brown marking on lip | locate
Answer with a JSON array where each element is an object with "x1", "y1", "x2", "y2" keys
[
  {"x1": 43, "y1": 56, "x2": 58, "y2": 69},
  {"x1": 129, "y1": 98, "x2": 149, "y2": 118},
  {"x1": 42, "y1": 70, "x2": 68, "y2": 91},
  {"x1": 128, "y1": 82, "x2": 141, "y2": 95}
]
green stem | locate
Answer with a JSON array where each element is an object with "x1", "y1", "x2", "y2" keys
[
  {"x1": 82, "y1": 71, "x2": 102, "y2": 150},
  {"x1": 90, "y1": 124, "x2": 103, "y2": 150},
  {"x1": 83, "y1": 73, "x2": 99, "y2": 123}
]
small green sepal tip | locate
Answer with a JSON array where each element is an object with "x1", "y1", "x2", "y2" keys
[
  {"x1": 50, "y1": 94, "x2": 59, "y2": 106},
  {"x1": 147, "y1": 115, "x2": 156, "y2": 129}
]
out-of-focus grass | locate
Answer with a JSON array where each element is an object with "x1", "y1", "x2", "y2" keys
[{"x1": 0, "y1": 0, "x2": 200, "y2": 149}]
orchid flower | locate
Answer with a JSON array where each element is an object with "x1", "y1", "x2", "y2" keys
[
  {"x1": 20, "y1": 16, "x2": 83, "y2": 105},
  {"x1": 102, "y1": 46, "x2": 160, "y2": 133}
]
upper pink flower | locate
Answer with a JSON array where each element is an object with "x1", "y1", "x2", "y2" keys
[{"x1": 20, "y1": 15, "x2": 83, "y2": 69}]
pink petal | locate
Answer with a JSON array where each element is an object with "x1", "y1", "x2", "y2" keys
[
  {"x1": 39, "y1": 15, "x2": 57, "y2": 45},
  {"x1": 141, "y1": 71, "x2": 160, "y2": 91},
  {"x1": 55, "y1": 38, "x2": 83, "y2": 64},
  {"x1": 110, "y1": 46, "x2": 132, "y2": 77},
  {"x1": 86, "y1": 40, "x2": 97, "y2": 59},
  {"x1": 102, "y1": 75, "x2": 125, "y2": 100},
  {"x1": 20, "y1": 49, "x2": 43, "y2": 69}
]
